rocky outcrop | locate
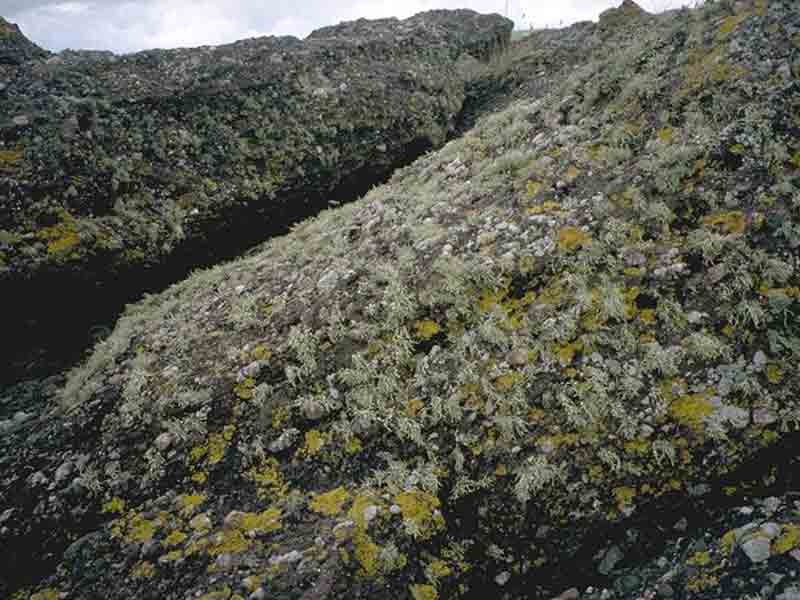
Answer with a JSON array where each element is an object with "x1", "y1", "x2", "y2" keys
[
  {"x1": 4, "y1": 1, "x2": 800, "y2": 599},
  {"x1": 0, "y1": 10, "x2": 512, "y2": 384},
  {"x1": 598, "y1": 0, "x2": 648, "y2": 30}
]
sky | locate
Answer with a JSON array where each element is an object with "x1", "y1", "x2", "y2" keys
[{"x1": 1, "y1": 0, "x2": 689, "y2": 54}]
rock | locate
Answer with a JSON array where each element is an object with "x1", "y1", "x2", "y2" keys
[
  {"x1": 215, "y1": 553, "x2": 234, "y2": 571},
  {"x1": 223, "y1": 511, "x2": 245, "y2": 530},
  {"x1": 508, "y1": 349, "x2": 528, "y2": 366},
  {"x1": 154, "y1": 432, "x2": 174, "y2": 452},
  {"x1": 363, "y1": 505, "x2": 379, "y2": 523},
  {"x1": 249, "y1": 588, "x2": 267, "y2": 600},
  {"x1": 617, "y1": 574, "x2": 641, "y2": 594},
  {"x1": 598, "y1": 545, "x2": 624, "y2": 575},
  {"x1": 599, "y1": 0, "x2": 647, "y2": 30},
  {"x1": 655, "y1": 583, "x2": 674, "y2": 598},
  {"x1": 761, "y1": 522, "x2": 782, "y2": 539},
  {"x1": 753, "y1": 407, "x2": 778, "y2": 425},
  {"x1": 777, "y1": 588, "x2": 800, "y2": 600},
  {"x1": 54, "y1": 461, "x2": 74, "y2": 484},
  {"x1": 269, "y1": 428, "x2": 299, "y2": 453},
  {"x1": 741, "y1": 538, "x2": 772, "y2": 563},
  {"x1": 762, "y1": 496, "x2": 781, "y2": 515},
  {"x1": 189, "y1": 514, "x2": 212, "y2": 531},
  {"x1": 270, "y1": 550, "x2": 303, "y2": 565},
  {"x1": 495, "y1": 571, "x2": 511, "y2": 586},
  {"x1": 553, "y1": 588, "x2": 580, "y2": 600}
]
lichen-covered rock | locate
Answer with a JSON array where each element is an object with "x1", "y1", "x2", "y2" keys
[
  {"x1": 4, "y1": 0, "x2": 800, "y2": 599},
  {"x1": 0, "y1": 9, "x2": 512, "y2": 384}
]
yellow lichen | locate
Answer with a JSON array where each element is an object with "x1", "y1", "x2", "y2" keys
[
  {"x1": 132, "y1": 561, "x2": 156, "y2": 578},
  {"x1": 528, "y1": 200, "x2": 562, "y2": 215},
  {"x1": 251, "y1": 344, "x2": 272, "y2": 361},
  {"x1": 409, "y1": 584, "x2": 439, "y2": 600},
  {"x1": 206, "y1": 425, "x2": 236, "y2": 465},
  {"x1": 128, "y1": 514, "x2": 159, "y2": 543},
  {"x1": 234, "y1": 378, "x2": 256, "y2": 400},
  {"x1": 526, "y1": 180, "x2": 544, "y2": 197},
  {"x1": 773, "y1": 523, "x2": 800, "y2": 554},
  {"x1": 245, "y1": 457, "x2": 288, "y2": 501},
  {"x1": 555, "y1": 340, "x2": 583, "y2": 366},
  {"x1": 163, "y1": 529, "x2": 188, "y2": 548},
  {"x1": 394, "y1": 490, "x2": 445, "y2": 539},
  {"x1": 720, "y1": 529, "x2": 737, "y2": 555},
  {"x1": 38, "y1": 222, "x2": 81, "y2": 256},
  {"x1": 0, "y1": 147, "x2": 24, "y2": 173},
  {"x1": 310, "y1": 487, "x2": 351, "y2": 516},
  {"x1": 177, "y1": 493, "x2": 207, "y2": 517},
  {"x1": 302, "y1": 429, "x2": 328, "y2": 456},
  {"x1": 639, "y1": 309, "x2": 656, "y2": 324},
  {"x1": 344, "y1": 436, "x2": 363, "y2": 455},
  {"x1": 719, "y1": 13, "x2": 748, "y2": 36},
  {"x1": 687, "y1": 550, "x2": 712, "y2": 566},
  {"x1": 624, "y1": 438, "x2": 650, "y2": 454},
  {"x1": 766, "y1": 364, "x2": 783, "y2": 384},
  {"x1": 670, "y1": 393, "x2": 713, "y2": 430},
  {"x1": 687, "y1": 572, "x2": 719, "y2": 592},
  {"x1": 613, "y1": 486, "x2": 636, "y2": 510},
  {"x1": 557, "y1": 226, "x2": 591, "y2": 251},
  {"x1": 240, "y1": 508, "x2": 282, "y2": 534},
  {"x1": 657, "y1": 127, "x2": 674, "y2": 143},
  {"x1": 353, "y1": 531, "x2": 381, "y2": 576},
  {"x1": 702, "y1": 211, "x2": 746, "y2": 235},
  {"x1": 209, "y1": 530, "x2": 250, "y2": 556},
  {"x1": 414, "y1": 320, "x2": 441, "y2": 340},
  {"x1": 30, "y1": 589, "x2": 60, "y2": 600},
  {"x1": 197, "y1": 586, "x2": 233, "y2": 600},
  {"x1": 494, "y1": 371, "x2": 524, "y2": 392},
  {"x1": 102, "y1": 497, "x2": 126, "y2": 514},
  {"x1": 405, "y1": 398, "x2": 425, "y2": 417},
  {"x1": 428, "y1": 559, "x2": 452, "y2": 579}
]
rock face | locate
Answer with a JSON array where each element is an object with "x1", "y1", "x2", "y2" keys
[
  {"x1": 3, "y1": 1, "x2": 800, "y2": 599},
  {"x1": 0, "y1": 10, "x2": 512, "y2": 384}
]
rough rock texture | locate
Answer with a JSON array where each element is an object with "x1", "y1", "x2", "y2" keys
[
  {"x1": 4, "y1": 1, "x2": 800, "y2": 599},
  {"x1": 0, "y1": 10, "x2": 512, "y2": 384}
]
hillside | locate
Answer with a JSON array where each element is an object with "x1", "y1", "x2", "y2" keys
[
  {"x1": 0, "y1": 10, "x2": 511, "y2": 384},
  {"x1": 3, "y1": 1, "x2": 800, "y2": 599}
]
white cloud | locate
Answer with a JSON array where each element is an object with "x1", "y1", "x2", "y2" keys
[{"x1": 2, "y1": 0, "x2": 691, "y2": 54}]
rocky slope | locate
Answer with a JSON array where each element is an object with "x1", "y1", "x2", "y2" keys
[
  {"x1": 4, "y1": 0, "x2": 800, "y2": 599},
  {"x1": 0, "y1": 10, "x2": 511, "y2": 385}
]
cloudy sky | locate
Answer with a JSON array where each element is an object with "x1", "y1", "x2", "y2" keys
[{"x1": 2, "y1": 0, "x2": 688, "y2": 54}]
